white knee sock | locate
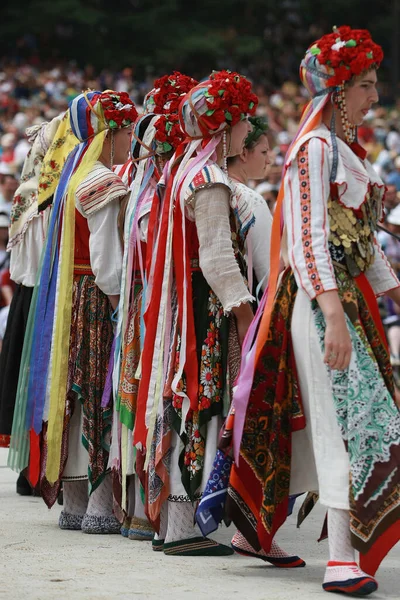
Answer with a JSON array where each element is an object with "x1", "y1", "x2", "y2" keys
[
  {"x1": 86, "y1": 473, "x2": 114, "y2": 518},
  {"x1": 165, "y1": 501, "x2": 201, "y2": 544},
  {"x1": 63, "y1": 480, "x2": 88, "y2": 516},
  {"x1": 327, "y1": 507, "x2": 355, "y2": 563},
  {"x1": 154, "y1": 501, "x2": 168, "y2": 541}
]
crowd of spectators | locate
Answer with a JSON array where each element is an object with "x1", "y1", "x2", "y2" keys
[{"x1": 0, "y1": 58, "x2": 400, "y2": 355}]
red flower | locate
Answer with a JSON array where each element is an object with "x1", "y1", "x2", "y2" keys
[
  {"x1": 148, "y1": 71, "x2": 199, "y2": 115},
  {"x1": 198, "y1": 71, "x2": 258, "y2": 131},
  {"x1": 154, "y1": 113, "x2": 185, "y2": 152},
  {"x1": 310, "y1": 25, "x2": 383, "y2": 87},
  {"x1": 99, "y1": 90, "x2": 138, "y2": 129}
]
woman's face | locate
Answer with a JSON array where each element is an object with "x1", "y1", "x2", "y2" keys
[
  {"x1": 228, "y1": 118, "x2": 252, "y2": 157},
  {"x1": 345, "y1": 70, "x2": 379, "y2": 126},
  {"x1": 112, "y1": 126, "x2": 133, "y2": 164},
  {"x1": 244, "y1": 135, "x2": 272, "y2": 180}
]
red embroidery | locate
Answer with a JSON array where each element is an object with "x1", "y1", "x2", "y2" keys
[{"x1": 298, "y1": 145, "x2": 324, "y2": 295}]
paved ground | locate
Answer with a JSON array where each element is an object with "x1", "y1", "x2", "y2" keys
[{"x1": 0, "y1": 447, "x2": 398, "y2": 600}]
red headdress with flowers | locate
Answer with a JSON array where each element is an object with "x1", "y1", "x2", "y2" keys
[
  {"x1": 144, "y1": 71, "x2": 199, "y2": 115},
  {"x1": 180, "y1": 71, "x2": 258, "y2": 138},
  {"x1": 154, "y1": 113, "x2": 185, "y2": 154},
  {"x1": 98, "y1": 90, "x2": 139, "y2": 129},
  {"x1": 143, "y1": 72, "x2": 198, "y2": 155},
  {"x1": 303, "y1": 25, "x2": 383, "y2": 89}
]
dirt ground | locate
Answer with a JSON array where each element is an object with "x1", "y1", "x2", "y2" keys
[{"x1": 0, "y1": 448, "x2": 398, "y2": 600}]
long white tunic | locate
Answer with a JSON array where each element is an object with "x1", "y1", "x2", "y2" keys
[{"x1": 286, "y1": 127, "x2": 400, "y2": 507}]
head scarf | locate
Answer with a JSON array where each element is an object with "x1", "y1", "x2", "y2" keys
[
  {"x1": 8, "y1": 113, "x2": 75, "y2": 249},
  {"x1": 11, "y1": 90, "x2": 138, "y2": 484}
]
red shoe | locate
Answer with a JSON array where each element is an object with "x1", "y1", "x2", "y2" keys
[{"x1": 322, "y1": 561, "x2": 378, "y2": 596}]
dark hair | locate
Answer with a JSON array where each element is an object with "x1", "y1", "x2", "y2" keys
[
  {"x1": 132, "y1": 114, "x2": 155, "y2": 161},
  {"x1": 0, "y1": 173, "x2": 18, "y2": 185}
]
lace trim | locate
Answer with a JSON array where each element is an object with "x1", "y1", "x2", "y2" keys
[{"x1": 224, "y1": 293, "x2": 255, "y2": 315}]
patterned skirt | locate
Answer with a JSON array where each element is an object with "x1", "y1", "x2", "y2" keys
[
  {"x1": 40, "y1": 274, "x2": 113, "y2": 507},
  {"x1": 227, "y1": 265, "x2": 400, "y2": 576},
  {"x1": 146, "y1": 269, "x2": 240, "y2": 525}
]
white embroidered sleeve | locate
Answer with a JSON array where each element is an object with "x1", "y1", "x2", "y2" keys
[
  {"x1": 366, "y1": 239, "x2": 400, "y2": 296},
  {"x1": 86, "y1": 199, "x2": 123, "y2": 296},
  {"x1": 285, "y1": 137, "x2": 337, "y2": 300},
  {"x1": 194, "y1": 185, "x2": 254, "y2": 313}
]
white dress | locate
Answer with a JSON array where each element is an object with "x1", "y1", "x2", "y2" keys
[
  {"x1": 285, "y1": 127, "x2": 399, "y2": 508},
  {"x1": 231, "y1": 181, "x2": 273, "y2": 292}
]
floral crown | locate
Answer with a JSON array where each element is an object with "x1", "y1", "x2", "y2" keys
[
  {"x1": 245, "y1": 116, "x2": 268, "y2": 147},
  {"x1": 154, "y1": 114, "x2": 185, "y2": 154},
  {"x1": 98, "y1": 90, "x2": 138, "y2": 129},
  {"x1": 307, "y1": 25, "x2": 383, "y2": 87},
  {"x1": 144, "y1": 71, "x2": 199, "y2": 115},
  {"x1": 192, "y1": 71, "x2": 258, "y2": 133}
]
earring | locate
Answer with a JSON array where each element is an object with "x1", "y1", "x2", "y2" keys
[
  {"x1": 222, "y1": 129, "x2": 228, "y2": 173},
  {"x1": 110, "y1": 130, "x2": 115, "y2": 169},
  {"x1": 336, "y1": 86, "x2": 356, "y2": 144}
]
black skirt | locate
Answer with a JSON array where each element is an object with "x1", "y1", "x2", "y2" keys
[{"x1": 0, "y1": 284, "x2": 33, "y2": 444}]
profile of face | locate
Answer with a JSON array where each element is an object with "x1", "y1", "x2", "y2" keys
[
  {"x1": 105, "y1": 126, "x2": 133, "y2": 165},
  {"x1": 0, "y1": 175, "x2": 18, "y2": 199},
  {"x1": 242, "y1": 134, "x2": 272, "y2": 180},
  {"x1": 386, "y1": 184, "x2": 398, "y2": 209},
  {"x1": 345, "y1": 69, "x2": 379, "y2": 126},
  {"x1": 227, "y1": 118, "x2": 252, "y2": 157}
]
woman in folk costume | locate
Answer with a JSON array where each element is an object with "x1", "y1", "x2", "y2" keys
[
  {"x1": 221, "y1": 26, "x2": 400, "y2": 595},
  {"x1": 10, "y1": 90, "x2": 138, "y2": 533},
  {"x1": 0, "y1": 113, "x2": 78, "y2": 495},
  {"x1": 196, "y1": 117, "x2": 305, "y2": 568},
  {"x1": 227, "y1": 116, "x2": 273, "y2": 294},
  {"x1": 134, "y1": 71, "x2": 260, "y2": 556},
  {"x1": 110, "y1": 72, "x2": 198, "y2": 542}
]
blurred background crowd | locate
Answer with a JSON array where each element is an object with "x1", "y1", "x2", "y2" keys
[{"x1": 0, "y1": 0, "x2": 400, "y2": 358}]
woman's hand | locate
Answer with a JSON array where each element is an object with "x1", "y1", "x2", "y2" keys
[
  {"x1": 317, "y1": 290, "x2": 352, "y2": 370},
  {"x1": 232, "y1": 302, "x2": 254, "y2": 346},
  {"x1": 324, "y1": 315, "x2": 352, "y2": 370}
]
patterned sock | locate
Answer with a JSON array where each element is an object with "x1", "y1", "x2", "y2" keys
[
  {"x1": 133, "y1": 476, "x2": 147, "y2": 520},
  {"x1": 165, "y1": 501, "x2": 201, "y2": 543},
  {"x1": 86, "y1": 474, "x2": 114, "y2": 518},
  {"x1": 327, "y1": 508, "x2": 355, "y2": 562},
  {"x1": 63, "y1": 480, "x2": 88, "y2": 516}
]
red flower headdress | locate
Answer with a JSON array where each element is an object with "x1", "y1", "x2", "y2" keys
[
  {"x1": 99, "y1": 91, "x2": 139, "y2": 129},
  {"x1": 187, "y1": 71, "x2": 258, "y2": 135},
  {"x1": 154, "y1": 113, "x2": 185, "y2": 154},
  {"x1": 307, "y1": 25, "x2": 383, "y2": 87},
  {"x1": 144, "y1": 71, "x2": 199, "y2": 115}
]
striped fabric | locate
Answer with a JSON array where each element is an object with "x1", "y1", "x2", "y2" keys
[{"x1": 76, "y1": 162, "x2": 128, "y2": 215}]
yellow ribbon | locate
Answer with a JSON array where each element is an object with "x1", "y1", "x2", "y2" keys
[{"x1": 45, "y1": 130, "x2": 107, "y2": 483}]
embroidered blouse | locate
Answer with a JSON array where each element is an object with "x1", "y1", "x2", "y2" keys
[{"x1": 284, "y1": 127, "x2": 399, "y2": 300}]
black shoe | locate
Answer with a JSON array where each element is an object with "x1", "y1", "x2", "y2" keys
[{"x1": 16, "y1": 473, "x2": 32, "y2": 496}]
